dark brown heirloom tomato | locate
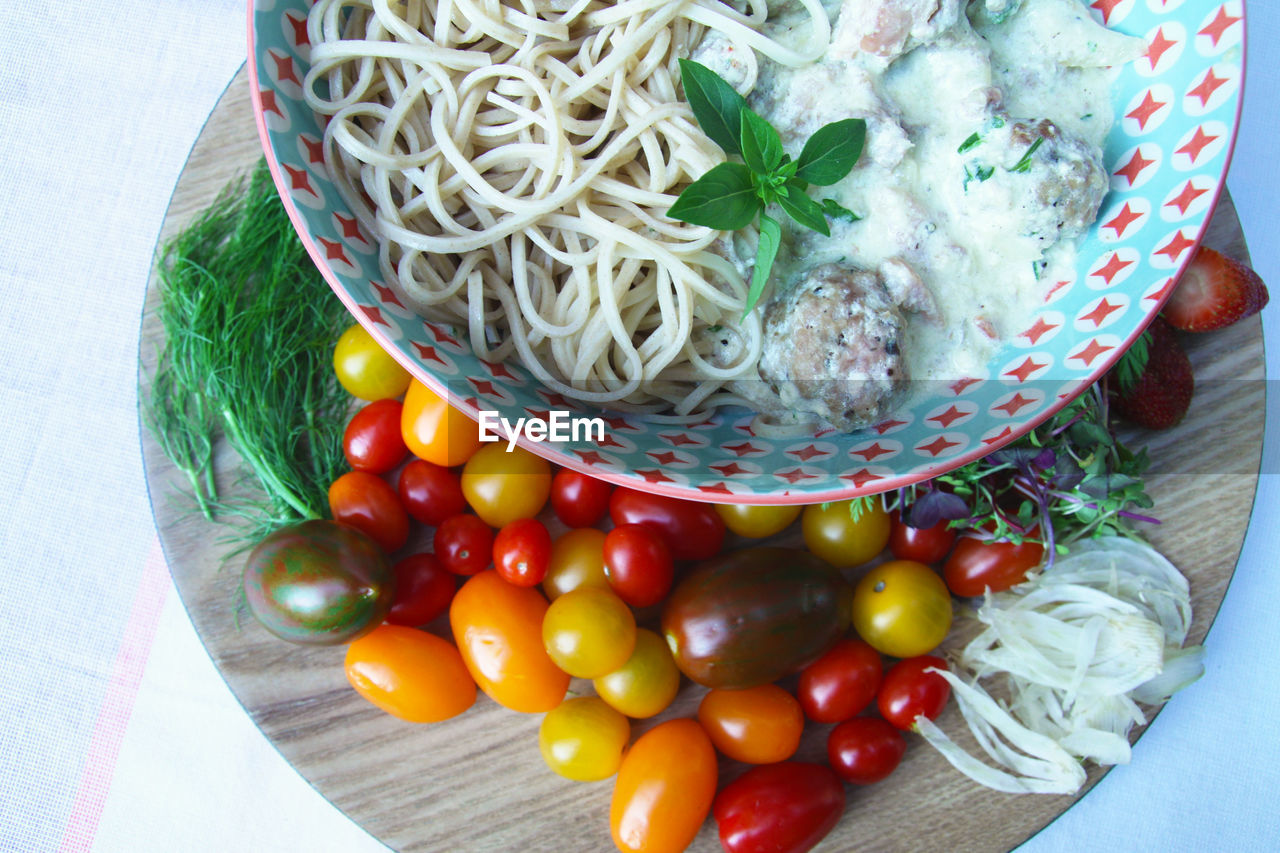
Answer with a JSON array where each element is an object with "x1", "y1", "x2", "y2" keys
[
  {"x1": 661, "y1": 548, "x2": 850, "y2": 689},
  {"x1": 609, "y1": 488, "x2": 725, "y2": 561},
  {"x1": 713, "y1": 762, "x2": 845, "y2": 853},
  {"x1": 242, "y1": 520, "x2": 393, "y2": 645}
]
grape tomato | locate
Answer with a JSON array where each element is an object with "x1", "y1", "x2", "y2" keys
[
  {"x1": 851, "y1": 559, "x2": 952, "y2": 659},
  {"x1": 434, "y1": 514, "x2": 494, "y2": 576},
  {"x1": 333, "y1": 323, "x2": 411, "y2": 401},
  {"x1": 608, "y1": 488, "x2": 725, "y2": 561},
  {"x1": 327, "y1": 470, "x2": 410, "y2": 554},
  {"x1": 801, "y1": 499, "x2": 890, "y2": 569},
  {"x1": 610, "y1": 719, "x2": 717, "y2": 853},
  {"x1": 398, "y1": 459, "x2": 466, "y2": 527},
  {"x1": 878, "y1": 655, "x2": 951, "y2": 730},
  {"x1": 538, "y1": 696, "x2": 630, "y2": 782},
  {"x1": 603, "y1": 523, "x2": 674, "y2": 608},
  {"x1": 697, "y1": 684, "x2": 805, "y2": 765},
  {"x1": 796, "y1": 638, "x2": 882, "y2": 724},
  {"x1": 713, "y1": 762, "x2": 844, "y2": 853},
  {"x1": 713, "y1": 503, "x2": 801, "y2": 539},
  {"x1": 461, "y1": 442, "x2": 551, "y2": 528},
  {"x1": 593, "y1": 628, "x2": 680, "y2": 719},
  {"x1": 342, "y1": 398, "x2": 408, "y2": 474},
  {"x1": 401, "y1": 378, "x2": 481, "y2": 468},
  {"x1": 386, "y1": 553, "x2": 455, "y2": 626},
  {"x1": 550, "y1": 468, "x2": 612, "y2": 528},
  {"x1": 944, "y1": 534, "x2": 1045, "y2": 598},
  {"x1": 888, "y1": 510, "x2": 956, "y2": 564},
  {"x1": 826, "y1": 716, "x2": 906, "y2": 785},
  {"x1": 542, "y1": 586, "x2": 637, "y2": 679},
  {"x1": 544, "y1": 528, "x2": 609, "y2": 600},
  {"x1": 344, "y1": 624, "x2": 475, "y2": 723},
  {"x1": 493, "y1": 517, "x2": 552, "y2": 587}
]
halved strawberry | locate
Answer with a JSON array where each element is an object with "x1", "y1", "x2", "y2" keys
[
  {"x1": 1111, "y1": 317, "x2": 1193, "y2": 430},
  {"x1": 1162, "y1": 246, "x2": 1269, "y2": 332}
]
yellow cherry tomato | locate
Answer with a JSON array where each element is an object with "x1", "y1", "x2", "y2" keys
[
  {"x1": 697, "y1": 684, "x2": 805, "y2": 764},
  {"x1": 542, "y1": 587, "x2": 637, "y2": 679},
  {"x1": 610, "y1": 718, "x2": 717, "y2": 853},
  {"x1": 543, "y1": 528, "x2": 609, "y2": 600},
  {"x1": 401, "y1": 378, "x2": 482, "y2": 468},
  {"x1": 460, "y1": 442, "x2": 552, "y2": 528},
  {"x1": 333, "y1": 323, "x2": 411, "y2": 401},
  {"x1": 449, "y1": 570, "x2": 569, "y2": 712},
  {"x1": 539, "y1": 696, "x2": 631, "y2": 782},
  {"x1": 802, "y1": 499, "x2": 891, "y2": 568},
  {"x1": 714, "y1": 503, "x2": 802, "y2": 539},
  {"x1": 851, "y1": 559, "x2": 953, "y2": 659},
  {"x1": 594, "y1": 628, "x2": 681, "y2": 719},
  {"x1": 344, "y1": 624, "x2": 475, "y2": 723}
]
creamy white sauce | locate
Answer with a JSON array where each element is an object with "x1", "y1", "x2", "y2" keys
[{"x1": 696, "y1": 0, "x2": 1144, "y2": 402}]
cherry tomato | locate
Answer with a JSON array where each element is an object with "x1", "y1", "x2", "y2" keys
[
  {"x1": 398, "y1": 459, "x2": 466, "y2": 527},
  {"x1": 538, "y1": 696, "x2": 631, "y2": 782},
  {"x1": 878, "y1": 655, "x2": 951, "y2": 730},
  {"x1": 801, "y1": 499, "x2": 890, "y2": 569},
  {"x1": 461, "y1": 442, "x2": 552, "y2": 528},
  {"x1": 609, "y1": 488, "x2": 725, "y2": 561},
  {"x1": 713, "y1": 762, "x2": 844, "y2": 853},
  {"x1": 433, "y1": 514, "x2": 493, "y2": 576},
  {"x1": 944, "y1": 533, "x2": 1045, "y2": 598},
  {"x1": 603, "y1": 523, "x2": 674, "y2": 608},
  {"x1": 242, "y1": 520, "x2": 392, "y2": 645},
  {"x1": 593, "y1": 628, "x2": 681, "y2": 719},
  {"x1": 493, "y1": 517, "x2": 552, "y2": 587},
  {"x1": 327, "y1": 470, "x2": 410, "y2": 553},
  {"x1": 344, "y1": 624, "x2": 475, "y2": 723},
  {"x1": 889, "y1": 510, "x2": 957, "y2": 564},
  {"x1": 341, "y1": 398, "x2": 407, "y2": 475},
  {"x1": 714, "y1": 503, "x2": 802, "y2": 539},
  {"x1": 697, "y1": 685, "x2": 805, "y2": 765},
  {"x1": 796, "y1": 638, "x2": 882, "y2": 724},
  {"x1": 610, "y1": 718, "x2": 717, "y2": 853},
  {"x1": 826, "y1": 716, "x2": 906, "y2": 784},
  {"x1": 851, "y1": 559, "x2": 952, "y2": 659},
  {"x1": 550, "y1": 468, "x2": 612, "y2": 528},
  {"x1": 333, "y1": 322, "x2": 411, "y2": 401},
  {"x1": 542, "y1": 587, "x2": 637, "y2": 679},
  {"x1": 401, "y1": 378, "x2": 481, "y2": 467},
  {"x1": 543, "y1": 528, "x2": 609, "y2": 600},
  {"x1": 385, "y1": 553, "x2": 455, "y2": 627},
  {"x1": 449, "y1": 570, "x2": 569, "y2": 713}
]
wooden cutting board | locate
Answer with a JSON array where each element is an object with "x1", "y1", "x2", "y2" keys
[{"x1": 139, "y1": 67, "x2": 1265, "y2": 853}]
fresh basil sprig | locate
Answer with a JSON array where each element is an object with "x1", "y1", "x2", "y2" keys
[{"x1": 668, "y1": 60, "x2": 866, "y2": 317}]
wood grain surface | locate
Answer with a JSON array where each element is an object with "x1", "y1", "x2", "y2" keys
[{"x1": 139, "y1": 68, "x2": 1266, "y2": 853}]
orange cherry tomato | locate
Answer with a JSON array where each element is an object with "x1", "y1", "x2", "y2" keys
[
  {"x1": 401, "y1": 378, "x2": 481, "y2": 468},
  {"x1": 697, "y1": 684, "x2": 805, "y2": 764},
  {"x1": 344, "y1": 624, "x2": 475, "y2": 723},
  {"x1": 449, "y1": 570, "x2": 569, "y2": 713},
  {"x1": 610, "y1": 718, "x2": 718, "y2": 853}
]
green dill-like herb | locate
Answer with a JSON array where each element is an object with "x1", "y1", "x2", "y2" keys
[
  {"x1": 846, "y1": 494, "x2": 879, "y2": 523},
  {"x1": 1011, "y1": 138, "x2": 1044, "y2": 174},
  {"x1": 145, "y1": 159, "x2": 350, "y2": 540},
  {"x1": 1112, "y1": 329, "x2": 1152, "y2": 394},
  {"x1": 958, "y1": 132, "x2": 983, "y2": 153}
]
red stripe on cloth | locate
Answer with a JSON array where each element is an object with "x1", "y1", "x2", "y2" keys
[{"x1": 58, "y1": 537, "x2": 171, "y2": 852}]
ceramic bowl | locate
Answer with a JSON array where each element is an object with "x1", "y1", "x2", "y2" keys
[{"x1": 248, "y1": 0, "x2": 1244, "y2": 503}]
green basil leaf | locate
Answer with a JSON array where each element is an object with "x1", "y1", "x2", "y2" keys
[
  {"x1": 821, "y1": 197, "x2": 860, "y2": 222},
  {"x1": 740, "y1": 109, "x2": 783, "y2": 175},
  {"x1": 795, "y1": 118, "x2": 866, "y2": 186},
  {"x1": 678, "y1": 59, "x2": 748, "y2": 157},
  {"x1": 743, "y1": 214, "x2": 782, "y2": 318},
  {"x1": 667, "y1": 162, "x2": 760, "y2": 230},
  {"x1": 778, "y1": 180, "x2": 830, "y2": 237}
]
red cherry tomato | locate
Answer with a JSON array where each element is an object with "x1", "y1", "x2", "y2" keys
[
  {"x1": 386, "y1": 553, "x2": 455, "y2": 626},
  {"x1": 712, "y1": 762, "x2": 845, "y2": 853},
  {"x1": 826, "y1": 717, "x2": 907, "y2": 785},
  {"x1": 398, "y1": 459, "x2": 467, "y2": 527},
  {"x1": 878, "y1": 655, "x2": 951, "y2": 730},
  {"x1": 888, "y1": 510, "x2": 957, "y2": 564},
  {"x1": 342, "y1": 398, "x2": 408, "y2": 474},
  {"x1": 796, "y1": 638, "x2": 883, "y2": 724},
  {"x1": 550, "y1": 468, "x2": 612, "y2": 528},
  {"x1": 943, "y1": 534, "x2": 1045, "y2": 598},
  {"x1": 327, "y1": 471, "x2": 409, "y2": 553},
  {"x1": 434, "y1": 514, "x2": 494, "y2": 576},
  {"x1": 493, "y1": 518, "x2": 552, "y2": 587},
  {"x1": 603, "y1": 523, "x2": 674, "y2": 608},
  {"x1": 608, "y1": 488, "x2": 725, "y2": 561}
]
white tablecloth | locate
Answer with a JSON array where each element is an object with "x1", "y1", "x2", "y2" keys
[{"x1": 1, "y1": 2, "x2": 1276, "y2": 851}]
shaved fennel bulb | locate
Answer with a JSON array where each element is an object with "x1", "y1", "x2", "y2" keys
[{"x1": 918, "y1": 537, "x2": 1204, "y2": 794}]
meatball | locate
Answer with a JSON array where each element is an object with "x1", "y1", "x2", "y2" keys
[
  {"x1": 758, "y1": 264, "x2": 908, "y2": 431},
  {"x1": 963, "y1": 117, "x2": 1107, "y2": 245},
  {"x1": 831, "y1": 0, "x2": 965, "y2": 63}
]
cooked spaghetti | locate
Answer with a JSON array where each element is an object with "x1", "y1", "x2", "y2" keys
[{"x1": 304, "y1": 0, "x2": 830, "y2": 415}]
